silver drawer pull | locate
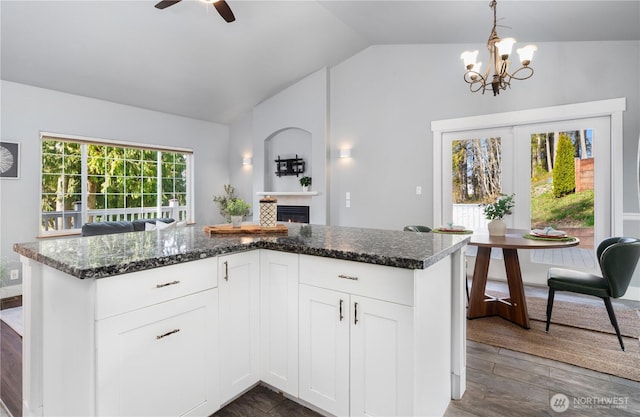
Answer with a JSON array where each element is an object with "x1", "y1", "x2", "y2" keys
[
  {"x1": 338, "y1": 274, "x2": 358, "y2": 281},
  {"x1": 156, "y1": 329, "x2": 180, "y2": 340},
  {"x1": 156, "y1": 280, "x2": 180, "y2": 288}
]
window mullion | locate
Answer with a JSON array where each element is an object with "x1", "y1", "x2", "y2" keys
[
  {"x1": 157, "y1": 152, "x2": 162, "y2": 218},
  {"x1": 80, "y1": 144, "x2": 88, "y2": 228}
]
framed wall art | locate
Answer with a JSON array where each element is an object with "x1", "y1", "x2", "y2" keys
[{"x1": 0, "y1": 141, "x2": 20, "y2": 179}]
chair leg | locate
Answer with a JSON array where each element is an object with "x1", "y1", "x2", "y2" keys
[
  {"x1": 545, "y1": 287, "x2": 555, "y2": 332},
  {"x1": 603, "y1": 297, "x2": 625, "y2": 351},
  {"x1": 466, "y1": 277, "x2": 470, "y2": 303}
]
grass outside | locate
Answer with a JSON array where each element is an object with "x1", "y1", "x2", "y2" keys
[{"x1": 530, "y1": 173, "x2": 594, "y2": 229}]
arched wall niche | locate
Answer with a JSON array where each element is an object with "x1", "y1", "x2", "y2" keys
[{"x1": 264, "y1": 127, "x2": 312, "y2": 192}]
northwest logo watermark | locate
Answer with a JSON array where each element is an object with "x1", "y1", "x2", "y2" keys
[{"x1": 550, "y1": 393, "x2": 629, "y2": 413}]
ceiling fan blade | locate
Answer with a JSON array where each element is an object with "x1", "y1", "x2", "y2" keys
[
  {"x1": 155, "y1": 0, "x2": 182, "y2": 10},
  {"x1": 214, "y1": 0, "x2": 236, "y2": 23}
]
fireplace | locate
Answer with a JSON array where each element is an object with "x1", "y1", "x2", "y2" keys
[{"x1": 277, "y1": 205, "x2": 310, "y2": 223}]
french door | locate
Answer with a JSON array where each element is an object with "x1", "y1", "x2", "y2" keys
[{"x1": 441, "y1": 117, "x2": 611, "y2": 273}]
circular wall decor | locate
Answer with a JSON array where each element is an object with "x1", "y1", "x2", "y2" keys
[
  {"x1": 0, "y1": 144, "x2": 15, "y2": 174},
  {"x1": 0, "y1": 142, "x2": 19, "y2": 178}
]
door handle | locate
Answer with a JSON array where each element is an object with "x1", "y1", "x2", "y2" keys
[
  {"x1": 339, "y1": 299, "x2": 344, "y2": 321},
  {"x1": 224, "y1": 261, "x2": 228, "y2": 281},
  {"x1": 354, "y1": 302, "x2": 358, "y2": 325}
]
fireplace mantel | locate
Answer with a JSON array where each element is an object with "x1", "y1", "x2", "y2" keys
[{"x1": 256, "y1": 191, "x2": 319, "y2": 196}]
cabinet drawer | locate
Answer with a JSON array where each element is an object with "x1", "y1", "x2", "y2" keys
[
  {"x1": 96, "y1": 258, "x2": 217, "y2": 319},
  {"x1": 299, "y1": 255, "x2": 414, "y2": 306}
]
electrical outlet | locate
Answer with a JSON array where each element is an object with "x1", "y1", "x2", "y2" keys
[
  {"x1": 416, "y1": 186, "x2": 422, "y2": 195},
  {"x1": 10, "y1": 269, "x2": 19, "y2": 281}
]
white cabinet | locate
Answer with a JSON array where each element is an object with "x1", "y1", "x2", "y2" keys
[
  {"x1": 298, "y1": 284, "x2": 350, "y2": 416},
  {"x1": 299, "y1": 284, "x2": 413, "y2": 417},
  {"x1": 96, "y1": 289, "x2": 219, "y2": 417},
  {"x1": 259, "y1": 250, "x2": 299, "y2": 396},
  {"x1": 218, "y1": 251, "x2": 260, "y2": 404},
  {"x1": 349, "y1": 294, "x2": 414, "y2": 417},
  {"x1": 31, "y1": 257, "x2": 220, "y2": 417}
]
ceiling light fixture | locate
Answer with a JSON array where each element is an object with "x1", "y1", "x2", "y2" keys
[{"x1": 460, "y1": 0, "x2": 537, "y2": 96}]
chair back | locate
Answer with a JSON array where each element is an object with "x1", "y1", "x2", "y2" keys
[
  {"x1": 404, "y1": 225, "x2": 431, "y2": 232},
  {"x1": 599, "y1": 237, "x2": 640, "y2": 298}
]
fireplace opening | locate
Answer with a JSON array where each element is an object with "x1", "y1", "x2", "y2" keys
[{"x1": 277, "y1": 205, "x2": 310, "y2": 223}]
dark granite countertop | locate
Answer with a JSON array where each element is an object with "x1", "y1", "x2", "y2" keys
[{"x1": 13, "y1": 223, "x2": 470, "y2": 279}]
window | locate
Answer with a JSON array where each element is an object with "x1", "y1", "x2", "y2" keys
[{"x1": 40, "y1": 134, "x2": 192, "y2": 235}]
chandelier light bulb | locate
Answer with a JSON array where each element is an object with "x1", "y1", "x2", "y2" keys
[
  {"x1": 495, "y1": 37, "x2": 516, "y2": 58},
  {"x1": 517, "y1": 45, "x2": 537, "y2": 66},
  {"x1": 460, "y1": 50, "x2": 479, "y2": 70}
]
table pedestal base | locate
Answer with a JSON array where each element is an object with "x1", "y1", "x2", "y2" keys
[{"x1": 467, "y1": 247, "x2": 530, "y2": 329}]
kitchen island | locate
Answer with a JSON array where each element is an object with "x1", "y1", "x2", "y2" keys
[{"x1": 14, "y1": 223, "x2": 469, "y2": 417}]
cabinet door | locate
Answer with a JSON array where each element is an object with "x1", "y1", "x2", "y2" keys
[
  {"x1": 96, "y1": 289, "x2": 219, "y2": 417},
  {"x1": 259, "y1": 250, "x2": 299, "y2": 396},
  {"x1": 298, "y1": 285, "x2": 349, "y2": 417},
  {"x1": 218, "y1": 251, "x2": 260, "y2": 404},
  {"x1": 350, "y1": 296, "x2": 414, "y2": 417}
]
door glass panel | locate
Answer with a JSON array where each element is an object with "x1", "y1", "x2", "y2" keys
[
  {"x1": 451, "y1": 136, "x2": 503, "y2": 229},
  {"x1": 528, "y1": 129, "x2": 596, "y2": 269}
]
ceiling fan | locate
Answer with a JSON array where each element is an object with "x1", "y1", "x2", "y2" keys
[{"x1": 154, "y1": 0, "x2": 236, "y2": 23}]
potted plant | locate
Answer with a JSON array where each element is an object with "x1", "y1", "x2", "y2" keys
[
  {"x1": 483, "y1": 193, "x2": 515, "y2": 236},
  {"x1": 227, "y1": 199, "x2": 251, "y2": 227},
  {"x1": 213, "y1": 184, "x2": 238, "y2": 222},
  {"x1": 299, "y1": 176, "x2": 312, "y2": 192}
]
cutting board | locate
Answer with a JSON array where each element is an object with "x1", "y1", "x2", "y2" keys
[{"x1": 204, "y1": 224, "x2": 288, "y2": 236}]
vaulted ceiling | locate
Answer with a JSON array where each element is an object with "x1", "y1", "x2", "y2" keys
[{"x1": 2, "y1": 1, "x2": 639, "y2": 124}]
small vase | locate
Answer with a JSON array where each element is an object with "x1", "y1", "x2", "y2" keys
[
  {"x1": 231, "y1": 215, "x2": 243, "y2": 227},
  {"x1": 302, "y1": 186, "x2": 309, "y2": 192},
  {"x1": 487, "y1": 219, "x2": 506, "y2": 236}
]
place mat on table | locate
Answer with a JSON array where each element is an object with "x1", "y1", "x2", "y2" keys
[
  {"x1": 523, "y1": 233, "x2": 576, "y2": 242},
  {"x1": 433, "y1": 228, "x2": 474, "y2": 234}
]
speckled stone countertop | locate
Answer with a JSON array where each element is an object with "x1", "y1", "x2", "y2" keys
[{"x1": 13, "y1": 223, "x2": 470, "y2": 279}]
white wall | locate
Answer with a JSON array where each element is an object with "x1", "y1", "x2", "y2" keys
[
  {"x1": 252, "y1": 68, "x2": 328, "y2": 225},
  {"x1": 0, "y1": 81, "x2": 230, "y2": 282},
  {"x1": 228, "y1": 112, "x2": 255, "y2": 215},
  {"x1": 329, "y1": 41, "x2": 640, "y2": 230}
]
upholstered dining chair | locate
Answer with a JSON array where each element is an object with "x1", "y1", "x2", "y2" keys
[
  {"x1": 545, "y1": 237, "x2": 640, "y2": 351},
  {"x1": 403, "y1": 225, "x2": 432, "y2": 232}
]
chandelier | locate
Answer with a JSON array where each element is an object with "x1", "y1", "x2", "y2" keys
[{"x1": 460, "y1": 0, "x2": 537, "y2": 96}]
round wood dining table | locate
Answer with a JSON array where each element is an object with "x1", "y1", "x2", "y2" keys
[{"x1": 467, "y1": 229, "x2": 580, "y2": 329}]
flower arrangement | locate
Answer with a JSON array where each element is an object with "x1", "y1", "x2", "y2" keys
[{"x1": 483, "y1": 193, "x2": 515, "y2": 220}]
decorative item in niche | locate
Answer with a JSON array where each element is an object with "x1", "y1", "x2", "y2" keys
[
  {"x1": 274, "y1": 154, "x2": 305, "y2": 177},
  {"x1": 0, "y1": 141, "x2": 19, "y2": 179},
  {"x1": 299, "y1": 176, "x2": 312, "y2": 192}
]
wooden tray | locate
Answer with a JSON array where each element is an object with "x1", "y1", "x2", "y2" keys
[{"x1": 204, "y1": 224, "x2": 288, "y2": 236}]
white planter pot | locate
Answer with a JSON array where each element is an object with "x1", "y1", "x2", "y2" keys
[
  {"x1": 301, "y1": 186, "x2": 309, "y2": 192},
  {"x1": 231, "y1": 215, "x2": 243, "y2": 227},
  {"x1": 487, "y1": 219, "x2": 506, "y2": 236}
]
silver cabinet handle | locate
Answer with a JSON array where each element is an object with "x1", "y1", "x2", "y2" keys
[
  {"x1": 156, "y1": 280, "x2": 180, "y2": 288},
  {"x1": 338, "y1": 274, "x2": 358, "y2": 281},
  {"x1": 354, "y1": 302, "x2": 359, "y2": 325},
  {"x1": 339, "y1": 299, "x2": 344, "y2": 321},
  {"x1": 156, "y1": 329, "x2": 180, "y2": 340},
  {"x1": 224, "y1": 261, "x2": 229, "y2": 281}
]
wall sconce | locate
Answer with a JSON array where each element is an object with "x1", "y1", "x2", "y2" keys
[
  {"x1": 242, "y1": 156, "x2": 252, "y2": 166},
  {"x1": 339, "y1": 148, "x2": 352, "y2": 158}
]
